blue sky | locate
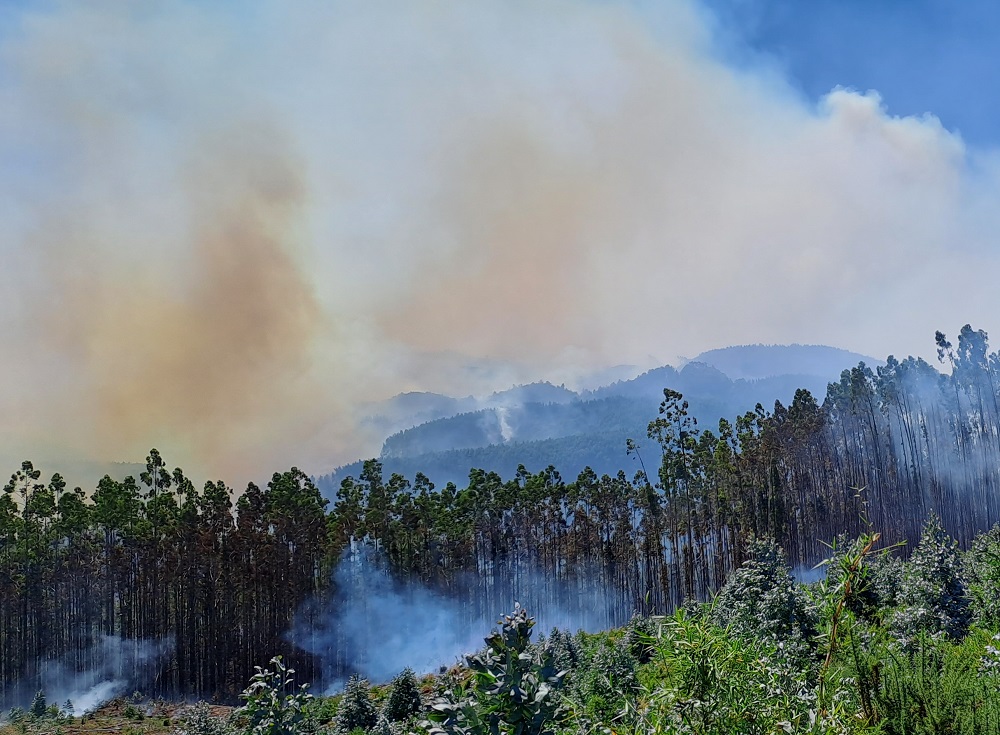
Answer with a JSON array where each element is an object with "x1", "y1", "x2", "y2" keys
[{"x1": 706, "y1": 0, "x2": 1000, "y2": 145}]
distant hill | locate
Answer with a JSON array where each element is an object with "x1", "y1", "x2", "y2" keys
[
  {"x1": 483, "y1": 382, "x2": 577, "y2": 406},
  {"x1": 692, "y1": 344, "x2": 877, "y2": 381},
  {"x1": 358, "y1": 391, "x2": 478, "y2": 441},
  {"x1": 316, "y1": 344, "x2": 874, "y2": 496},
  {"x1": 380, "y1": 396, "x2": 654, "y2": 460}
]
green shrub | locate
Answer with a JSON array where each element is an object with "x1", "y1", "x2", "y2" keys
[
  {"x1": 575, "y1": 639, "x2": 639, "y2": 722},
  {"x1": 236, "y1": 655, "x2": 314, "y2": 735},
  {"x1": 627, "y1": 607, "x2": 835, "y2": 735},
  {"x1": 535, "y1": 628, "x2": 581, "y2": 677},
  {"x1": 894, "y1": 515, "x2": 971, "y2": 644},
  {"x1": 336, "y1": 675, "x2": 378, "y2": 733},
  {"x1": 423, "y1": 604, "x2": 565, "y2": 735},
  {"x1": 371, "y1": 713, "x2": 407, "y2": 735},
  {"x1": 622, "y1": 614, "x2": 658, "y2": 664},
  {"x1": 966, "y1": 524, "x2": 1000, "y2": 628},
  {"x1": 710, "y1": 538, "x2": 815, "y2": 645},
  {"x1": 383, "y1": 668, "x2": 422, "y2": 722},
  {"x1": 172, "y1": 702, "x2": 234, "y2": 735},
  {"x1": 29, "y1": 691, "x2": 47, "y2": 719},
  {"x1": 873, "y1": 629, "x2": 1000, "y2": 735},
  {"x1": 123, "y1": 702, "x2": 144, "y2": 720}
]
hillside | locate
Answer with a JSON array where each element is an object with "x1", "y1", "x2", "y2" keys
[
  {"x1": 317, "y1": 344, "x2": 873, "y2": 493},
  {"x1": 691, "y1": 343, "x2": 876, "y2": 380}
]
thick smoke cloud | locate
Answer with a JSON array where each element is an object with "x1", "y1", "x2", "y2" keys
[{"x1": 1, "y1": 0, "x2": 998, "y2": 480}]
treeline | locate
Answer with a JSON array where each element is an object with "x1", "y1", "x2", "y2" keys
[
  {"x1": 4, "y1": 325, "x2": 1000, "y2": 704},
  {"x1": 0, "y1": 458, "x2": 330, "y2": 703}
]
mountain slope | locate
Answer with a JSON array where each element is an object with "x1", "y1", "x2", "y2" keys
[{"x1": 317, "y1": 344, "x2": 873, "y2": 495}]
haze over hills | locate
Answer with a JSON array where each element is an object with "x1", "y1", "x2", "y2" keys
[
  {"x1": 316, "y1": 343, "x2": 874, "y2": 495},
  {"x1": 691, "y1": 344, "x2": 880, "y2": 381}
]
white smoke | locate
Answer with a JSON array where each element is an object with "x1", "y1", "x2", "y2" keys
[
  {"x1": 4, "y1": 635, "x2": 175, "y2": 715},
  {"x1": 496, "y1": 407, "x2": 514, "y2": 443},
  {"x1": 290, "y1": 543, "x2": 487, "y2": 691},
  {"x1": 289, "y1": 542, "x2": 619, "y2": 690}
]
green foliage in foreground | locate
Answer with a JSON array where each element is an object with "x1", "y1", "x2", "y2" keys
[
  {"x1": 235, "y1": 656, "x2": 314, "y2": 735},
  {"x1": 156, "y1": 516, "x2": 1000, "y2": 735},
  {"x1": 424, "y1": 604, "x2": 565, "y2": 735}
]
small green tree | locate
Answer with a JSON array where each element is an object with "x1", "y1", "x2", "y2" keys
[
  {"x1": 383, "y1": 668, "x2": 422, "y2": 722},
  {"x1": 336, "y1": 675, "x2": 377, "y2": 732},
  {"x1": 173, "y1": 702, "x2": 233, "y2": 735},
  {"x1": 536, "y1": 629, "x2": 580, "y2": 685},
  {"x1": 622, "y1": 613, "x2": 657, "y2": 664},
  {"x1": 29, "y1": 691, "x2": 47, "y2": 719},
  {"x1": 895, "y1": 514, "x2": 971, "y2": 643},
  {"x1": 574, "y1": 639, "x2": 639, "y2": 722},
  {"x1": 966, "y1": 524, "x2": 1000, "y2": 628},
  {"x1": 711, "y1": 538, "x2": 814, "y2": 643}
]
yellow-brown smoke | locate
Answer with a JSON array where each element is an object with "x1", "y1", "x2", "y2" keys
[{"x1": 15, "y1": 128, "x2": 339, "y2": 482}]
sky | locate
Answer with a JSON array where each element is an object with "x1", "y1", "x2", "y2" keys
[
  {"x1": 705, "y1": 0, "x2": 1000, "y2": 146},
  {"x1": 1, "y1": 0, "x2": 1000, "y2": 482}
]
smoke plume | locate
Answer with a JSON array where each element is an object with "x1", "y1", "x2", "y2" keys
[
  {"x1": 289, "y1": 543, "x2": 618, "y2": 689},
  {"x1": 1, "y1": 635, "x2": 174, "y2": 715},
  {"x1": 3, "y1": 0, "x2": 1000, "y2": 480}
]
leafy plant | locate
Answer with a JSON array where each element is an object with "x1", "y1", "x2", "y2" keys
[
  {"x1": 873, "y1": 629, "x2": 1000, "y2": 735},
  {"x1": 813, "y1": 525, "x2": 902, "y2": 721},
  {"x1": 966, "y1": 524, "x2": 1000, "y2": 628},
  {"x1": 622, "y1": 614, "x2": 658, "y2": 664},
  {"x1": 172, "y1": 702, "x2": 234, "y2": 735},
  {"x1": 625, "y1": 607, "x2": 840, "y2": 735},
  {"x1": 28, "y1": 691, "x2": 47, "y2": 720},
  {"x1": 424, "y1": 604, "x2": 565, "y2": 735},
  {"x1": 336, "y1": 674, "x2": 378, "y2": 732},
  {"x1": 574, "y1": 639, "x2": 640, "y2": 722},
  {"x1": 383, "y1": 668, "x2": 423, "y2": 722},
  {"x1": 894, "y1": 515, "x2": 971, "y2": 644},
  {"x1": 711, "y1": 537, "x2": 815, "y2": 645},
  {"x1": 236, "y1": 655, "x2": 314, "y2": 735}
]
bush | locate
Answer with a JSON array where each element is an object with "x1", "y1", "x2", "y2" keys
[
  {"x1": 29, "y1": 691, "x2": 47, "y2": 719},
  {"x1": 622, "y1": 613, "x2": 658, "y2": 664},
  {"x1": 423, "y1": 604, "x2": 565, "y2": 735},
  {"x1": 172, "y1": 702, "x2": 234, "y2": 735},
  {"x1": 371, "y1": 713, "x2": 407, "y2": 735},
  {"x1": 336, "y1": 675, "x2": 378, "y2": 733},
  {"x1": 574, "y1": 639, "x2": 639, "y2": 721},
  {"x1": 894, "y1": 515, "x2": 971, "y2": 643},
  {"x1": 236, "y1": 655, "x2": 314, "y2": 735},
  {"x1": 711, "y1": 538, "x2": 815, "y2": 644},
  {"x1": 966, "y1": 524, "x2": 1000, "y2": 628},
  {"x1": 627, "y1": 607, "x2": 835, "y2": 735},
  {"x1": 382, "y1": 668, "x2": 422, "y2": 723},
  {"x1": 873, "y1": 629, "x2": 1000, "y2": 734}
]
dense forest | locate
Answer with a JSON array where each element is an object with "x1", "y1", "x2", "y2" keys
[{"x1": 4, "y1": 326, "x2": 1000, "y2": 706}]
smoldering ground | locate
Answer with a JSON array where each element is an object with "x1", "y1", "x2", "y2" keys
[
  {"x1": 3, "y1": 0, "x2": 1000, "y2": 481},
  {"x1": 0, "y1": 635, "x2": 174, "y2": 715}
]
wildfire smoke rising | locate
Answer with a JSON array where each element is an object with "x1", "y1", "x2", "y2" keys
[{"x1": 1, "y1": 0, "x2": 998, "y2": 480}]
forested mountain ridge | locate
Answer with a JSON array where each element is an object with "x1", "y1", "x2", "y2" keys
[
  {"x1": 691, "y1": 343, "x2": 875, "y2": 380},
  {"x1": 318, "y1": 344, "x2": 873, "y2": 492}
]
